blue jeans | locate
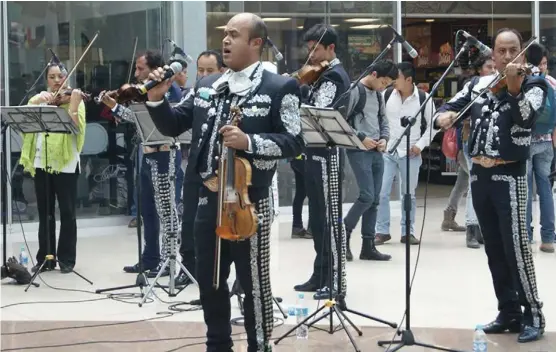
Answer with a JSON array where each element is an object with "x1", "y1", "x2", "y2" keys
[
  {"x1": 376, "y1": 152, "x2": 422, "y2": 237},
  {"x1": 526, "y1": 141, "x2": 555, "y2": 244},
  {"x1": 141, "y1": 150, "x2": 182, "y2": 268},
  {"x1": 344, "y1": 150, "x2": 384, "y2": 238},
  {"x1": 462, "y1": 142, "x2": 479, "y2": 226}
]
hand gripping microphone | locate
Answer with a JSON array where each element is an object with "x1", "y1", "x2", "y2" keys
[
  {"x1": 138, "y1": 62, "x2": 183, "y2": 95},
  {"x1": 461, "y1": 31, "x2": 492, "y2": 57}
]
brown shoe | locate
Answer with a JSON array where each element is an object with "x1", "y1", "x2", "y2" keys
[
  {"x1": 128, "y1": 217, "x2": 138, "y2": 228},
  {"x1": 401, "y1": 235, "x2": 420, "y2": 245},
  {"x1": 441, "y1": 207, "x2": 465, "y2": 232},
  {"x1": 539, "y1": 242, "x2": 555, "y2": 253},
  {"x1": 374, "y1": 233, "x2": 391, "y2": 245}
]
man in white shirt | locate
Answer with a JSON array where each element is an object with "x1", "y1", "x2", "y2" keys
[{"x1": 375, "y1": 62, "x2": 436, "y2": 245}]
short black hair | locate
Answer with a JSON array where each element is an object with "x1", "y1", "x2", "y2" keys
[
  {"x1": 138, "y1": 50, "x2": 164, "y2": 70},
  {"x1": 397, "y1": 61, "x2": 416, "y2": 83},
  {"x1": 197, "y1": 50, "x2": 224, "y2": 69},
  {"x1": 473, "y1": 55, "x2": 492, "y2": 71},
  {"x1": 492, "y1": 28, "x2": 523, "y2": 48},
  {"x1": 303, "y1": 24, "x2": 338, "y2": 48},
  {"x1": 372, "y1": 60, "x2": 399, "y2": 80}
]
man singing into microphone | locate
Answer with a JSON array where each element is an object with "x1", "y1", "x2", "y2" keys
[{"x1": 434, "y1": 28, "x2": 546, "y2": 343}]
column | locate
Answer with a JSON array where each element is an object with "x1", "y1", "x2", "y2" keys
[
  {"x1": 393, "y1": 0, "x2": 402, "y2": 64},
  {"x1": 532, "y1": 0, "x2": 540, "y2": 40}
]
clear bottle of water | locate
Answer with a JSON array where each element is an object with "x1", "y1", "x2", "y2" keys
[
  {"x1": 473, "y1": 324, "x2": 488, "y2": 352},
  {"x1": 296, "y1": 293, "x2": 309, "y2": 340},
  {"x1": 19, "y1": 245, "x2": 29, "y2": 269}
]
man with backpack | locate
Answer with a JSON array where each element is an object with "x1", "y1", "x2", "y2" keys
[
  {"x1": 375, "y1": 62, "x2": 437, "y2": 245},
  {"x1": 526, "y1": 43, "x2": 556, "y2": 253},
  {"x1": 343, "y1": 60, "x2": 398, "y2": 262}
]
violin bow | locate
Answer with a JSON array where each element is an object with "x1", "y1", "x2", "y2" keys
[
  {"x1": 127, "y1": 37, "x2": 138, "y2": 84},
  {"x1": 301, "y1": 28, "x2": 327, "y2": 68},
  {"x1": 52, "y1": 30, "x2": 100, "y2": 99},
  {"x1": 452, "y1": 36, "x2": 537, "y2": 124}
]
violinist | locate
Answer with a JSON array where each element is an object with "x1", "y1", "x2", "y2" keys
[
  {"x1": 292, "y1": 24, "x2": 350, "y2": 301},
  {"x1": 434, "y1": 28, "x2": 546, "y2": 343},
  {"x1": 144, "y1": 13, "x2": 303, "y2": 352},
  {"x1": 19, "y1": 62, "x2": 86, "y2": 274},
  {"x1": 100, "y1": 50, "x2": 183, "y2": 279}
]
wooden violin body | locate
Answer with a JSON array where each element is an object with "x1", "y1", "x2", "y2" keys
[
  {"x1": 95, "y1": 83, "x2": 148, "y2": 105},
  {"x1": 290, "y1": 60, "x2": 330, "y2": 85},
  {"x1": 50, "y1": 89, "x2": 92, "y2": 106},
  {"x1": 489, "y1": 64, "x2": 533, "y2": 95},
  {"x1": 215, "y1": 152, "x2": 258, "y2": 241}
]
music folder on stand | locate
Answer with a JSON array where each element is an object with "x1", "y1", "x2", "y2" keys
[
  {"x1": 274, "y1": 105, "x2": 397, "y2": 352},
  {"x1": 1, "y1": 105, "x2": 93, "y2": 290}
]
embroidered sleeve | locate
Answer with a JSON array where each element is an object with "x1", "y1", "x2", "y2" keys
[
  {"x1": 434, "y1": 79, "x2": 474, "y2": 129},
  {"x1": 507, "y1": 78, "x2": 547, "y2": 129},
  {"x1": 313, "y1": 81, "x2": 337, "y2": 108},
  {"x1": 247, "y1": 78, "x2": 305, "y2": 160},
  {"x1": 145, "y1": 86, "x2": 196, "y2": 137}
]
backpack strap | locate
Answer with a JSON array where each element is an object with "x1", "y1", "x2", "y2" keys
[{"x1": 346, "y1": 82, "x2": 367, "y2": 124}]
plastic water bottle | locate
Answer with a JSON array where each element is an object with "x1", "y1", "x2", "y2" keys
[
  {"x1": 19, "y1": 245, "x2": 29, "y2": 269},
  {"x1": 473, "y1": 325, "x2": 488, "y2": 352},
  {"x1": 295, "y1": 293, "x2": 309, "y2": 340}
]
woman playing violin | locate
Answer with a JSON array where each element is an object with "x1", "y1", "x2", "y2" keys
[
  {"x1": 434, "y1": 28, "x2": 546, "y2": 343},
  {"x1": 19, "y1": 62, "x2": 86, "y2": 274}
]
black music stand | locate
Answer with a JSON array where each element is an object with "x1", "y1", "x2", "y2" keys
[
  {"x1": 131, "y1": 103, "x2": 197, "y2": 306},
  {"x1": 230, "y1": 278, "x2": 288, "y2": 325},
  {"x1": 274, "y1": 106, "x2": 396, "y2": 352},
  {"x1": 1, "y1": 106, "x2": 93, "y2": 291}
]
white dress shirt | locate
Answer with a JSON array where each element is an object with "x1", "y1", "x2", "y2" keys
[{"x1": 383, "y1": 86, "x2": 437, "y2": 158}]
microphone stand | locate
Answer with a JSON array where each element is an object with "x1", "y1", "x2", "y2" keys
[{"x1": 377, "y1": 41, "x2": 471, "y2": 352}]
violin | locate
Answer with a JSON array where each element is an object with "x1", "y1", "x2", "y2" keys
[
  {"x1": 289, "y1": 60, "x2": 330, "y2": 85},
  {"x1": 95, "y1": 83, "x2": 148, "y2": 105},
  {"x1": 49, "y1": 89, "x2": 92, "y2": 106},
  {"x1": 489, "y1": 64, "x2": 533, "y2": 95},
  {"x1": 208, "y1": 106, "x2": 258, "y2": 289}
]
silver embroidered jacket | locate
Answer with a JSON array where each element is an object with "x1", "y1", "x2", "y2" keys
[
  {"x1": 145, "y1": 64, "x2": 305, "y2": 189},
  {"x1": 435, "y1": 74, "x2": 548, "y2": 162}
]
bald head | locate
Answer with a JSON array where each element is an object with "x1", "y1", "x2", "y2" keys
[{"x1": 222, "y1": 12, "x2": 267, "y2": 71}]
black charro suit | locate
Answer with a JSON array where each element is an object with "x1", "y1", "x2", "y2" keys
[
  {"x1": 146, "y1": 61, "x2": 304, "y2": 352},
  {"x1": 295, "y1": 58, "x2": 351, "y2": 298}
]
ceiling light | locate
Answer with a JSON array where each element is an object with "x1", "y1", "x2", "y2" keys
[
  {"x1": 425, "y1": 19, "x2": 435, "y2": 22},
  {"x1": 345, "y1": 18, "x2": 379, "y2": 23},
  {"x1": 262, "y1": 17, "x2": 291, "y2": 22},
  {"x1": 215, "y1": 25, "x2": 226, "y2": 30},
  {"x1": 331, "y1": 24, "x2": 339, "y2": 27},
  {"x1": 350, "y1": 24, "x2": 383, "y2": 30},
  {"x1": 297, "y1": 26, "x2": 304, "y2": 29}
]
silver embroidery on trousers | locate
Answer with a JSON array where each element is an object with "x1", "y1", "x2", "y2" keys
[
  {"x1": 249, "y1": 196, "x2": 273, "y2": 351},
  {"x1": 198, "y1": 197, "x2": 208, "y2": 206},
  {"x1": 491, "y1": 174, "x2": 544, "y2": 329},
  {"x1": 146, "y1": 151, "x2": 181, "y2": 268}
]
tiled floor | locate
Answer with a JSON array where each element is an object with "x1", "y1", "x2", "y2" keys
[{"x1": 2, "y1": 186, "x2": 555, "y2": 351}]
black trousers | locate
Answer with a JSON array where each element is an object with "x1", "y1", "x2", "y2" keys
[
  {"x1": 34, "y1": 168, "x2": 78, "y2": 267},
  {"x1": 179, "y1": 173, "x2": 202, "y2": 278},
  {"x1": 305, "y1": 148, "x2": 346, "y2": 293},
  {"x1": 195, "y1": 185, "x2": 274, "y2": 352},
  {"x1": 471, "y1": 162, "x2": 544, "y2": 329},
  {"x1": 290, "y1": 158, "x2": 307, "y2": 228}
]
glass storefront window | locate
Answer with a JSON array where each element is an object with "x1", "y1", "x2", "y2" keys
[
  {"x1": 540, "y1": 1, "x2": 556, "y2": 73},
  {"x1": 6, "y1": 1, "x2": 171, "y2": 222}
]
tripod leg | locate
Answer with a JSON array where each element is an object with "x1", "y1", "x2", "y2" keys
[
  {"x1": 58, "y1": 260, "x2": 93, "y2": 285},
  {"x1": 332, "y1": 307, "x2": 361, "y2": 352},
  {"x1": 377, "y1": 339, "x2": 402, "y2": 347},
  {"x1": 273, "y1": 296, "x2": 287, "y2": 319},
  {"x1": 139, "y1": 257, "x2": 170, "y2": 307},
  {"x1": 343, "y1": 307, "x2": 397, "y2": 329},
  {"x1": 95, "y1": 284, "x2": 143, "y2": 294},
  {"x1": 413, "y1": 341, "x2": 465, "y2": 352},
  {"x1": 385, "y1": 342, "x2": 405, "y2": 352},
  {"x1": 306, "y1": 309, "x2": 331, "y2": 328},
  {"x1": 335, "y1": 307, "x2": 363, "y2": 336},
  {"x1": 24, "y1": 261, "x2": 47, "y2": 292},
  {"x1": 274, "y1": 304, "x2": 327, "y2": 345}
]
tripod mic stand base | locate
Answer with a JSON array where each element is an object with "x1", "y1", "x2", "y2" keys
[
  {"x1": 377, "y1": 329, "x2": 466, "y2": 352},
  {"x1": 95, "y1": 273, "x2": 148, "y2": 294},
  {"x1": 336, "y1": 295, "x2": 398, "y2": 329},
  {"x1": 25, "y1": 254, "x2": 93, "y2": 292}
]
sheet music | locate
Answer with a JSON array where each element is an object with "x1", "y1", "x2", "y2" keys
[{"x1": 127, "y1": 103, "x2": 191, "y2": 145}]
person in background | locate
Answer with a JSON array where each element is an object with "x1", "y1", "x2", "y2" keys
[
  {"x1": 526, "y1": 43, "x2": 556, "y2": 253},
  {"x1": 444, "y1": 56, "x2": 495, "y2": 249},
  {"x1": 375, "y1": 62, "x2": 436, "y2": 246},
  {"x1": 343, "y1": 60, "x2": 398, "y2": 262},
  {"x1": 20, "y1": 62, "x2": 86, "y2": 273},
  {"x1": 289, "y1": 154, "x2": 312, "y2": 239},
  {"x1": 176, "y1": 49, "x2": 225, "y2": 287}
]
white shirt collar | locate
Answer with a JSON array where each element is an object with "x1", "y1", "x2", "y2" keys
[{"x1": 212, "y1": 61, "x2": 261, "y2": 96}]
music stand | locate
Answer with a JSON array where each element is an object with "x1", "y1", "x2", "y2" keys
[
  {"x1": 274, "y1": 106, "x2": 396, "y2": 352},
  {"x1": 129, "y1": 103, "x2": 197, "y2": 306},
  {"x1": 229, "y1": 278, "x2": 288, "y2": 325},
  {"x1": 1, "y1": 106, "x2": 93, "y2": 291}
]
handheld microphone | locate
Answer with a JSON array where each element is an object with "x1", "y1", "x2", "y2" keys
[
  {"x1": 387, "y1": 25, "x2": 418, "y2": 58},
  {"x1": 167, "y1": 39, "x2": 193, "y2": 64},
  {"x1": 266, "y1": 37, "x2": 284, "y2": 62},
  {"x1": 461, "y1": 31, "x2": 492, "y2": 57},
  {"x1": 138, "y1": 62, "x2": 182, "y2": 95}
]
